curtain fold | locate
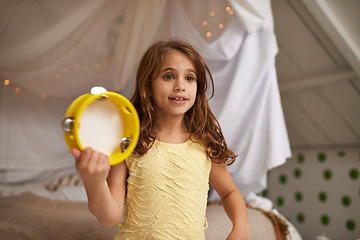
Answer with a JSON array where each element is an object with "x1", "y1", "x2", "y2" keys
[{"x1": 0, "y1": 0, "x2": 107, "y2": 67}]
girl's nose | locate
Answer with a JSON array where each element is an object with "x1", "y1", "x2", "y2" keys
[{"x1": 174, "y1": 80, "x2": 185, "y2": 91}]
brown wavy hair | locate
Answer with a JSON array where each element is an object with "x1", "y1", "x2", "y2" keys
[{"x1": 130, "y1": 39, "x2": 237, "y2": 165}]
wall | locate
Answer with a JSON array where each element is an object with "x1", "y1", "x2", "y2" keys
[{"x1": 266, "y1": 148, "x2": 360, "y2": 240}]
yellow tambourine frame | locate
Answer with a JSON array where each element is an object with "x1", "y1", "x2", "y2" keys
[{"x1": 62, "y1": 87, "x2": 140, "y2": 166}]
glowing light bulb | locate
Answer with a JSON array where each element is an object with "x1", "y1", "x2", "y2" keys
[
  {"x1": 219, "y1": 24, "x2": 224, "y2": 29},
  {"x1": 206, "y1": 32, "x2": 212, "y2": 37},
  {"x1": 74, "y1": 64, "x2": 80, "y2": 70},
  {"x1": 4, "y1": 80, "x2": 9, "y2": 85},
  {"x1": 210, "y1": 11, "x2": 215, "y2": 17},
  {"x1": 202, "y1": 21, "x2": 208, "y2": 26},
  {"x1": 226, "y1": 6, "x2": 231, "y2": 12}
]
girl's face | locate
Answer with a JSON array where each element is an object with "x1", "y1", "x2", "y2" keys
[{"x1": 151, "y1": 50, "x2": 197, "y2": 120}]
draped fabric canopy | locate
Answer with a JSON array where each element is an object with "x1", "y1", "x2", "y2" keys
[{"x1": 0, "y1": 0, "x2": 291, "y2": 196}]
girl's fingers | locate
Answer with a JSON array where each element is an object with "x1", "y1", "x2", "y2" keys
[
  {"x1": 71, "y1": 148, "x2": 81, "y2": 160},
  {"x1": 75, "y1": 147, "x2": 93, "y2": 171},
  {"x1": 95, "y1": 152, "x2": 110, "y2": 172},
  {"x1": 88, "y1": 149, "x2": 99, "y2": 172},
  {"x1": 73, "y1": 147, "x2": 110, "y2": 179},
  {"x1": 100, "y1": 153, "x2": 110, "y2": 171}
]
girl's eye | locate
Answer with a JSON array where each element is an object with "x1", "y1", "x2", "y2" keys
[
  {"x1": 164, "y1": 74, "x2": 174, "y2": 80},
  {"x1": 186, "y1": 75, "x2": 195, "y2": 82}
]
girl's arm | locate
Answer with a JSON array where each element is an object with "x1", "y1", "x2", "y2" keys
[
  {"x1": 209, "y1": 162, "x2": 250, "y2": 240},
  {"x1": 72, "y1": 147, "x2": 127, "y2": 228}
]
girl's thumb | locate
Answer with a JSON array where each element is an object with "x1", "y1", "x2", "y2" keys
[{"x1": 71, "y1": 148, "x2": 81, "y2": 160}]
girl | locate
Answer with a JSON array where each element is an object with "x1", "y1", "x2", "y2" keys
[{"x1": 72, "y1": 39, "x2": 250, "y2": 239}]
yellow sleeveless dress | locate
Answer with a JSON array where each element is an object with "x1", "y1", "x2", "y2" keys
[{"x1": 114, "y1": 139, "x2": 211, "y2": 240}]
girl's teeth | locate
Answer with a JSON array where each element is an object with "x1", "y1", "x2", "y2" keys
[{"x1": 170, "y1": 97, "x2": 186, "y2": 101}]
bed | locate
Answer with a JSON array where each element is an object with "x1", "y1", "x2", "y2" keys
[{"x1": 0, "y1": 174, "x2": 301, "y2": 240}]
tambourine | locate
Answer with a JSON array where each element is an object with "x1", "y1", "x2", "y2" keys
[{"x1": 62, "y1": 86, "x2": 140, "y2": 166}]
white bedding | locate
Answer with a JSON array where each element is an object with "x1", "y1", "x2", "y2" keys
[{"x1": 0, "y1": 183, "x2": 86, "y2": 202}]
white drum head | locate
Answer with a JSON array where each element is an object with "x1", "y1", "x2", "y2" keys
[{"x1": 78, "y1": 99, "x2": 123, "y2": 156}]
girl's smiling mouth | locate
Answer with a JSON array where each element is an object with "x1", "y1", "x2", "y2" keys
[
  {"x1": 169, "y1": 97, "x2": 188, "y2": 101},
  {"x1": 168, "y1": 96, "x2": 189, "y2": 104}
]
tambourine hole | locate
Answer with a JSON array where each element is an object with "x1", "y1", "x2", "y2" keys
[
  {"x1": 96, "y1": 95, "x2": 108, "y2": 101},
  {"x1": 123, "y1": 106, "x2": 132, "y2": 114}
]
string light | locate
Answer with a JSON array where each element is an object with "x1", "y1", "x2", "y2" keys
[
  {"x1": 200, "y1": 4, "x2": 234, "y2": 42},
  {"x1": 74, "y1": 64, "x2": 80, "y2": 70},
  {"x1": 3, "y1": 79, "x2": 52, "y2": 100},
  {"x1": 1, "y1": 3, "x2": 124, "y2": 102},
  {"x1": 1, "y1": 1, "x2": 120, "y2": 102},
  {"x1": 5, "y1": 4, "x2": 227, "y2": 102}
]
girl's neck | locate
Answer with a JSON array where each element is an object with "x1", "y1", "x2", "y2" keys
[{"x1": 152, "y1": 116, "x2": 190, "y2": 144}]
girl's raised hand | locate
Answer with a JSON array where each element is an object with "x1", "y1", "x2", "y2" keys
[{"x1": 71, "y1": 147, "x2": 110, "y2": 185}]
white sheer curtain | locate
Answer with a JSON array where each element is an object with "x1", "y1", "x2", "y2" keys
[{"x1": 0, "y1": 0, "x2": 291, "y2": 196}]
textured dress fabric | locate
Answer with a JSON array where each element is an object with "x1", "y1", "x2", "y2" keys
[{"x1": 114, "y1": 139, "x2": 212, "y2": 240}]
